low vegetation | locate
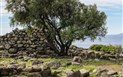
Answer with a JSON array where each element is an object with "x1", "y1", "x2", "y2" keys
[
  {"x1": 89, "y1": 44, "x2": 122, "y2": 52},
  {"x1": 0, "y1": 57, "x2": 123, "y2": 77}
]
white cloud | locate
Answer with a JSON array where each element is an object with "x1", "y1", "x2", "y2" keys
[
  {"x1": 1, "y1": 0, "x2": 122, "y2": 14},
  {"x1": 80, "y1": 0, "x2": 122, "y2": 6},
  {"x1": 80, "y1": 0, "x2": 122, "y2": 11},
  {"x1": 0, "y1": 0, "x2": 10, "y2": 16}
]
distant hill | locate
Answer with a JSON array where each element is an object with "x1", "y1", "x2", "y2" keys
[{"x1": 73, "y1": 33, "x2": 123, "y2": 48}]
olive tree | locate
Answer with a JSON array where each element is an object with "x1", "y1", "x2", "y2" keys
[{"x1": 5, "y1": 0, "x2": 107, "y2": 56}]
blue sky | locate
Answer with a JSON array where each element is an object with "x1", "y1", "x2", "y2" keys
[{"x1": 0, "y1": 0, "x2": 123, "y2": 35}]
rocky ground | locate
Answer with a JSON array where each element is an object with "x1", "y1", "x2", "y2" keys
[
  {"x1": 0, "y1": 56, "x2": 123, "y2": 77},
  {"x1": 0, "y1": 28, "x2": 123, "y2": 77}
]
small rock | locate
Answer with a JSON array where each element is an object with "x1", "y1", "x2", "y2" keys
[
  {"x1": 72, "y1": 56, "x2": 82, "y2": 63},
  {"x1": 79, "y1": 69, "x2": 90, "y2": 77},
  {"x1": 24, "y1": 67, "x2": 33, "y2": 72},
  {"x1": 32, "y1": 65, "x2": 42, "y2": 72},
  {"x1": 41, "y1": 66, "x2": 52, "y2": 77},
  {"x1": 32, "y1": 60, "x2": 43, "y2": 65},
  {"x1": 47, "y1": 60, "x2": 61, "y2": 69},
  {"x1": 64, "y1": 69, "x2": 81, "y2": 77},
  {"x1": 11, "y1": 75, "x2": 27, "y2": 77},
  {"x1": 119, "y1": 72, "x2": 123, "y2": 77},
  {"x1": 24, "y1": 65, "x2": 42, "y2": 72},
  {"x1": 95, "y1": 68, "x2": 109, "y2": 77},
  {"x1": 8, "y1": 48, "x2": 17, "y2": 54},
  {"x1": 17, "y1": 62, "x2": 26, "y2": 70},
  {"x1": 10, "y1": 61, "x2": 18, "y2": 65},
  {"x1": 0, "y1": 45, "x2": 4, "y2": 50},
  {"x1": 23, "y1": 56, "x2": 30, "y2": 61},
  {"x1": 71, "y1": 62, "x2": 81, "y2": 66},
  {"x1": 27, "y1": 73, "x2": 42, "y2": 77},
  {"x1": 64, "y1": 69, "x2": 75, "y2": 77},
  {"x1": 5, "y1": 44, "x2": 11, "y2": 49},
  {"x1": 63, "y1": 62, "x2": 71, "y2": 67},
  {"x1": 107, "y1": 70, "x2": 118, "y2": 76}
]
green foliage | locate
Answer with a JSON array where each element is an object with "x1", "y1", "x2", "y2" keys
[
  {"x1": 89, "y1": 44, "x2": 104, "y2": 51},
  {"x1": 89, "y1": 44, "x2": 122, "y2": 52},
  {"x1": 5, "y1": 0, "x2": 107, "y2": 55},
  {"x1": 66, "y1": 65, "x2": 83, "y2": 70}
]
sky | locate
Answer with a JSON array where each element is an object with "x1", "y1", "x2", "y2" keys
[{"x1": 0, "y1": 0, "x2": 123, "y2": 35}]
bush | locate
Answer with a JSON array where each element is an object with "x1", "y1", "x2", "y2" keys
[
  {"x1": 89, "y1": 44, "x2": 104, "y2": 51},
  {"x1": 89, "y1": 44, "x2": 121, "y2": 52}
]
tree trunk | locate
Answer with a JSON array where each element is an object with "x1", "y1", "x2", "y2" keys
[{"x1": 58, "y1": 44, "x2": 71, "y2": 56}]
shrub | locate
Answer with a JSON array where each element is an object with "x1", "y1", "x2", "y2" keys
[
  {"x1": 89, "y1": 44, "x2": 121, "y2": 52},
  {"x1": 89, "y1": 44, "x2": 104, "y2": 51}
]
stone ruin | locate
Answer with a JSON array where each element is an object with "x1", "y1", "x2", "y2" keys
[
  {"x1": 0, "y1": 28, "x2": 55, "y2": 58},
  {"x1": 0, "y1": 28, "x2": 123, "y2": 60}
]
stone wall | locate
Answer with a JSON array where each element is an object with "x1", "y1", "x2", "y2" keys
[
  {"x1": 0, "y1": 28, "x2": 54, "y2": 57},
  {"x1": 69, "y1": 45, "x2": 123, "y2": 61}
]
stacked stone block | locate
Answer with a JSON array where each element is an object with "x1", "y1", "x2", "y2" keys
[{"x1": 0, "y1": 28, "x2": 52, "y2": 57}]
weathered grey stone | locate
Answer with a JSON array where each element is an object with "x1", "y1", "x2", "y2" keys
[
  {"x1": 119, "y1": 72, "x2": 123, "y2": 77},
  {"x1": 30, "y1": 45, "x2": 37, "y2": 48},
  {"x1": 41, "y1": 66, "x2": 52, "y2": 77},
  {"x1": 23, "y1": 56, "x2": 30, "y2": 61},
  {"x1": 32, "y1": 65, "x2": 42, "y2": 72},
  {"x1": 17, "y1": 62, "x2": 26, "y2": 70},
  {"x1": 0, "y1": 28, "x2": 50, "y2": 57},
  {"x1": 64, "y1": 69, "x2": 74, "y2": 77},
  {"x1": 71, "y1": 62, "x2": 81, "y2": 66},
  {"x1": 94, "y1": 68, "x2": 109, "y2": 77},
  {"x1": 32, "y1": 60, "x2": 43, "y2": 65},
  {"x1": 17, "y1": 44, "x2": 23, "y2": 47},
  {"x1": 47, "y1": 60, "x2": 61, "y2": 69},
  {"x1": 8, "y1": 48, "x2": 17, "y2": 54},
  {"x1": 72, "y1": 56, "x2": 82, "y2": 63},
  {"x1": 10, "y1": 61, "x2": 18, "y2": 65},
  {"x1": 24, "y1": 67, "x2": 32, "y2": 72},
  {"x1": 79, "y1": 69, "x2": 90, "y2": 77},
  {"x1": 64, "y1": 69, "x2": 81, "y2": 77},
  {"x1": 63, "y1": 62, "x2": 72, "y2": 67},
  {"x1": 27, "y1": 73, "x2": 42, "y2": 77},
  {"x1": 107, "y1": 70, "x2": 118, "y2": 76},
  {"x1": 11, "y1": 75, "x2": 27, "y2": 77},
  {"x1": 0, "y1": 45, "x2": 4, "y2": 50},
  {"x1": 5, "y1": 44, "x2": 11, "y2": 49}
]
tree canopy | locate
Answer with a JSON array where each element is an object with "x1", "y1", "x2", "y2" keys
[{"x1": 5, "y1": 0, "x2": 107, "y2": 55}]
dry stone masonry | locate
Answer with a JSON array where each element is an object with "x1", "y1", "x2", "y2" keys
[
  {"x1": 0, "y1": 28, "x2": 54, "y2": 58},
  {"x1": 0, "y1": 28, "x2": 123, "y2": 60}
]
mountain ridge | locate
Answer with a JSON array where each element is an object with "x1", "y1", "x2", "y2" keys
[{"x1": 73, "y1": 33, "x2": 123, "y2": 48}]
